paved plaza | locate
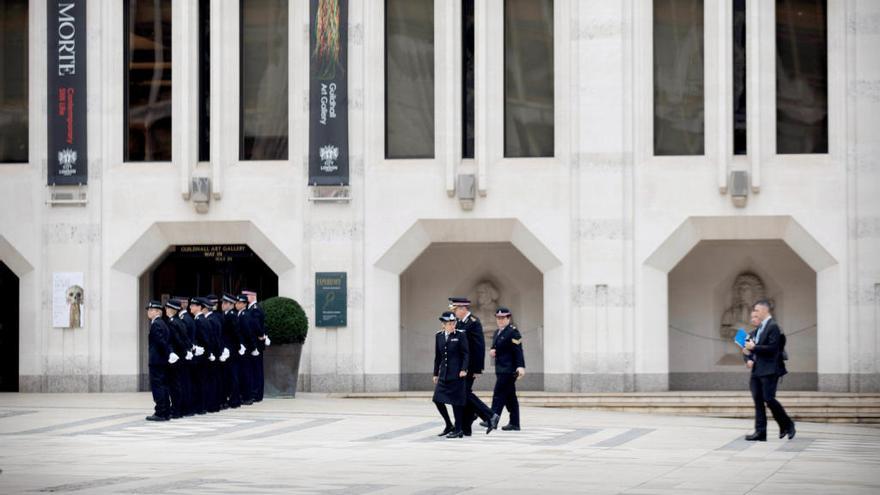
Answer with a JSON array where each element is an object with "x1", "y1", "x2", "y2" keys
[{"x1": 0, "y1": 393, "x2": 878, "y2": 494}]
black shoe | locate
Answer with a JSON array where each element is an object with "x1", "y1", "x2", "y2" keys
[
  {"x1": 445, "y1": 431, "x2": 464, "y2": 439},
  {"x1": 243, "y1": 400, "x2": 254, "y2": 406},
  {"x1": 183, "y1": 413, "x2": 194, "y2": 417},
  {"x1": 437, "y1": 426, "x2": 454, "y2": 437},
  {"x1": 196, "y1": 410, "x2": 207, "y2": 415},
  {"x1": 780, "y1": 422, "x2": 796, "y2": 440},
  {"x1": 230, "y1": 404, "x2": 241, "y2": 409},
  {"x1": 486, "y1": 414, "x2": 501, "y2": 434},
  {"x1": 745, "y1": 431, "x2": 767, "y2": 441},
  {"x1": 478, "y1": 420, "x2": 489, "y2": 428},
  {"x1": 145, "y1": 415, "x2": 170, "y2": 422},
  {"x1": 463, "y1": 430, "x2": 472, "y2": 437},
  {"x1": 501, "y1": 424, "x2": 520, "y2": 431},
  {"x1": 171, "y1": 414, "x2": 183, "y2": 420}
]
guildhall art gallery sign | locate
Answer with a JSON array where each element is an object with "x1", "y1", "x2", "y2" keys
[{"x1": 48, "y1": 1, "x2": 88, "y2": 186}]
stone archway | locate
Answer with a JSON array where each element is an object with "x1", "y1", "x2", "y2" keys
[
  {"x1": 640, "y1": 216, "x2": 839, "y2": 392},
  {"x1": 0, "y1": 235, "x2": 34, "y2": 392}
]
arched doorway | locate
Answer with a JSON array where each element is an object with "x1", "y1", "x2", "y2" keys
[
  {"x1": 400, "y1": 242, "x2": 544, "y2": 391},
  {"x1": 137, "y1": 244, "x2": 279, "y2": 390},
  {"x1": 0, "y1": 261, "x2": 19, "y2": 391}
]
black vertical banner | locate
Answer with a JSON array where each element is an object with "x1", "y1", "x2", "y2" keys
[
  {"x1": 309, "y1": 0, "x2": 349, "y2": 186},
  {"x1": 47, "y1": 0, "x2": 88, "y2": 185}
]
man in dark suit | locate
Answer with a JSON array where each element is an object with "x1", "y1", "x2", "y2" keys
[
  {"x1": 433, "y1": 311, "x2": 470, "y2": 438},
  {"x1": 489, "y1": 307, "x2": 526, "y2": 431},
  {"x1": 145, "y1": 300, "x2": 175, "y2": 421},
  {"x1": 742, "y1": 299, "x2": 795, "y2": 441},
  {"x1": 449, "y1": 297, "x2": 500, "y2": 435}
]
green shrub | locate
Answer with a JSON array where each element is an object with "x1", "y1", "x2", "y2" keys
[{"x1": 262, "y1": 297, "x2": 309, "y2": 345}]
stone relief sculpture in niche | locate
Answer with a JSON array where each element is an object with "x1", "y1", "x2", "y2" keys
[
  {"x1": 471, "y1": 281, "x2": 501, "y2": 342},
  {"x1": 718, "y1": 272, "x2": 768, "y2": 365}
]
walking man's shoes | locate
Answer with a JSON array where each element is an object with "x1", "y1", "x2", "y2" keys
[
  {"x1": 745, "y1": 431, "x2": 767, "y2": 441},
  {"x1": 145, "y1": 415, "x2": 170, "y2": 422},
  {"x1": 501, "y1": 424, "x2": 520, "y2": 431},
  {"x1": 780, "y1": 422, "x2": 796, "y2": 440},
  {"x1": 445, "y1": 431, "x2": 464, "y2": 439}
]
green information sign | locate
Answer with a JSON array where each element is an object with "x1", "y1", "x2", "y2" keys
[{"x1": 315, "y1": 272, "x2": 347, "y2": 327}]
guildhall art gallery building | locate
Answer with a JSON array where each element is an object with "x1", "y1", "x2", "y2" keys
[{"x1": 0, "y1": 0, "x2": 878, "y2": 394}]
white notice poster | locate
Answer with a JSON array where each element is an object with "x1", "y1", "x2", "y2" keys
[{"x1": 53, "y1": 272, "x2": 85, "y2": 328}]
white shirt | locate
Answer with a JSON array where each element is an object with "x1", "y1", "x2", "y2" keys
[{"x1": 755, "y1": 315, "x2": 772, "y2": 342}]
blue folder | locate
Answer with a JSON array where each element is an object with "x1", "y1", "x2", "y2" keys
[{"x1": 734, "y1": 328, "x2": 749, "y2": 348}]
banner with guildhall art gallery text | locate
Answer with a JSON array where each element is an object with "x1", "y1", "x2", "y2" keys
[
  {"x1": 47, "y1": 0, "x2": 88, "y2": 185},
  {"x1": 309, "y1": 0, "x2": 349, "y2": 186}
]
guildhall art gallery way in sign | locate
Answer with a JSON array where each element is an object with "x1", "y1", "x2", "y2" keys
[{"x1": 0, "y1": 0, "x2": 878, "y2": 394}]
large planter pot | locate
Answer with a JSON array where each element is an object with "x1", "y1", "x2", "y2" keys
[{"x1": 263, "y1": 343, "x2": 303, "y2": 397}]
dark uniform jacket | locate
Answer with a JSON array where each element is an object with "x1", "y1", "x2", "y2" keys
[
  {"x1": 248, "y1": 303, "x2": 267, "y2": 351},
  {"x1": 456, "y1": 313, "x2": 485, "y2": 374},
  {"x1": 148, "y1": 317, "x2": 172, "y2": 366},
  {"x1": 180, "y1": 311, "x2": 197, "y2": 344},
  {"x1": 207, "y1": 312, "x2": 224, "y2": 353},
  {"x1": 491, "y1": 324, "x2": 525, "y2": 374},
  {"x1": 222, "y1": 310, "x2": 242, "y2": 359},
  {"x1": 238, "y1": 310, "x2": 257, "y2": 353},
  {"x1": 193, "y1": 314, "x2": 214, "y2": 361},
  {"x1": 168, "y1": 317, "x2": 192, "y2": 360},
  {"x1": 434, "y1": 330, "x2": 470, "y2": 382},
  {"x1": 748, "y1": 318, "x2": 787, "y2": 378}
]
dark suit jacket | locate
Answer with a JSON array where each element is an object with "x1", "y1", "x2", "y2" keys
[
  {"x1": 193, "y1": 315, "x2": 214, "y2": 361},
  {"x1": 180, "y1": 311, "x2": 197, "y2": 343},
  {"x1": 248, "y1": 303, "x2": 267, "y2": 351},
  {"x1": 491, "y1": 325, "x2": 525, "y2": 374},
  {"x1": 433, "y1": 330, "x2": 470, "y2": 382},
  {"x1": 148, "y1": 317, "x2": 172, "y2": 366},
  {"x1": 222, "y1": 310, "x2": 242, "y2": 359},
  {"x1": 238, "y1": 310, "x2": 257, "y2": 353},
  {"x1": 168, "y1": 317, "x2": 192, "y2": 357},
  {"x1": 749, "y1": 318, "x2": 787, "y2": 378},
  {"x1": 456, "y1": 313, "x2": 485, "y2": 374}
]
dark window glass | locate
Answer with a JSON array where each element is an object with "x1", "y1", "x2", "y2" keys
[
  {"x1": 653, "y1": 0, "x2": 704, "y2": 156},
  {"x1": 733, "y1": 0, "x2": 746, "y2": 155},
  {"x1": 776, "y1": 0, "x2": 827, "y2": 154},
  {"x1": 198, "y1": 0, "x2": 210, "y2": 162},
  {"x1": 240, "y1": 0, "x2": 288, "y2": 161},
  {"x1": 0, "y1": 0, "x2": 28, "y2": 163},
  {"x1": 463, "y1": 0, "x2": 475, "y2": 159},
  {"x1": 385, "y1": 0, "x2": 435, "y2": 159},
  {"x1": 125, "y1": 0, "x2": 172, "y2": 162},
  {"x1": 504, "y1": 0, "x2": 554, "y2": 158}
]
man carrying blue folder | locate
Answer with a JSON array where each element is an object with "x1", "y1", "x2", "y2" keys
[{"x1": 740, "y1": 299, "x2": 795, "y2": 442}]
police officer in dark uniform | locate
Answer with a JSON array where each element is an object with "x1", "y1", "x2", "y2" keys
[
  {"x1": 190, "y1": 297, "x2": 217, "y2": 414},
  {"x1": 220, "y1": 293, "x2": 243, "y2": 409},
  {"x1": 177, "y1": 296, "x2": 205, "y2": 414},
  {"x1": 243, "y1": 289, "x2": 269, "y2": 402},
  {"x1": 432, "y1": 311, "x2": 470, "y2": 438},
  {"x1": 449, "y1": 297, "x2": 500, "y2": 435},
  {"x1": 164, "y1": 299, "x2": 194, "y2": 418},
  {"x1": 145, "y1": 300, "x2": 174, "y2": 421},
  {"x1": 204, "y1": 295, "x2": 227, "y2": 410},
  {"x1": 235, "y1": 294, "x2": 256, "y2": 405},
  {"x1": 489, "y1": 307, "x2": 525, "y2": 431}
]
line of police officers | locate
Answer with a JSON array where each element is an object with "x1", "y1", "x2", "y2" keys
[
  {"x1": 144, "y1": 290, "x2": 269, "y2": 421},
  {"x1": 433, "y1": 297, "x2": 526, "y2": 438}
]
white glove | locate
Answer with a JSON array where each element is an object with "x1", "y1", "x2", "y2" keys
[
  {"x1": 185, "y1": 351, "x2": 194, "y2": 361},
  {"x1": 193, "y1": 345, "x2": 205, "y2": 356},
  {"x1": 208, "y1": 353, "x2": 216, "y2": 362},
  {"x1": 251, "y1": 349, "x2": 260, "y2": 357},
  {"x1": 168, "y1": 352, "x2": 180, "y2": 364},
  {"x1": 265, "y1": 336, "x2": 271, "y2": 347},
  {"x1": 220, "y1": 348, "x2": 230, "y2": 362},
  {"x1": 239, "y1": 344, "x2": 246, "y2": 355}
]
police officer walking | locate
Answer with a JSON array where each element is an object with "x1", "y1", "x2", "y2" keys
[
  {"x1": 432, "y1": 311, "x2": 469, "y2": 438},
  {"x1": 489, "y1": 307, "x2": 526, "y2": 431},
  {"x1": 449, "y1": 297, "x2": 500, "y2": 435},
  {"x1": 145, "y1": 300, "x2": 176, "y2": 421}
]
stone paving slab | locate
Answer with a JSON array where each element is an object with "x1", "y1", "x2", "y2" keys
[{"x1": 0, "y1": 393, "x2": 878, "y2": 494}]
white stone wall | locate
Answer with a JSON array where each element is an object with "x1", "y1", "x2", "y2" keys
[{"x1": 1, "y1": 0, "x2": 878, "y2": 392}]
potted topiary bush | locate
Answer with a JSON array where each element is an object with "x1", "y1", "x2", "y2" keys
[{"x1": 261, "y1": 296, "x2": 308, "y2": 397}]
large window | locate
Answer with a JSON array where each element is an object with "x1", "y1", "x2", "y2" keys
[
  {"x1": 198, "y1": 0, "x2": 210, "y2": 162},
  {"x1": 462, "y1": 0, "x2": 475, "y2": 159},
  {"x1": 653, "y1": 0, "x2": 704, "y2": 156},
  {"x1": 125, "y1": 0, "x2": 172, "y2": 162},
  {"x1": 733, "y1": 0, "x2": 746, "y2": 155},
  {"x1": 0, "y1": 0, "x2": 28, "y2": 163},
  {"x1": 385, "y1": 0, "x2": 435, "y2": 159},
  {"x1": 504, "y1": 0, "x2": 554, "y2": 158},
  {"x1": 240, "y1": 0, "x2": 288, "y2": 161},
  {"x1": 776, "y1": 0, "x2": 827, "y2": 154}
]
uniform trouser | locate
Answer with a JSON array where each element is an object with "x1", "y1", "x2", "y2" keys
[
  {"x1": 252, "y1": 352, "x2": 265, "y2": 401},
  {"x1": 433, "y1": 401, "x2": 464, "y2": 432},
  {"x1": 207, "y1": 361, "x2": 222, "y2": 412},
  {"x1": 491, "y1": 373, "x2": 520, "y2": 427},
  {"x1": 149, "y1": 364, "x2": 171, "y2": 418},
  {"x1": 750, "y1": 374, "x2": 792, "y2": 433},
  {"x1": 168, "y1": 361, "x2": 186, "y2": 417},
  {"x1": 191, "y1": 360, "x2": 207, "y2": 413},
  {"x1": 462, "y1": 374, "x2": 493, "y2": 433},
  {"x1": 239, "y1": 354, "x2": 253, "y2": 402},
  {"x1": 226, "y1": 359, "x2": 241, "y2": 407}
]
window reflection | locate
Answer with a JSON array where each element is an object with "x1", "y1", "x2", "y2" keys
[
  {"x1": 653, "y1": 0, "x2": 704, "y2": 156},
  {"x1": 240, "y1": 0, "x2": 288, "y2": 161},
  {"x1": 385, "y1": 0, "x2": 435, "y2": 159},
  {"x1": 776, "y1": 0, "x2": 827, "y2": 154},
  {"x1": 0, "y1": 0, "x2": 28, "y2": 163},
  {"x1": 125, "y1": 0, "x2": 173, "y2": 162},
  {"x1": 733, "y1": 0, "x2": 746, "y2": 155},
  {"x1": 504, "y1": 0, "x2": 554, "y2": 158},
  {"x1": 463, "y1": 0, "x2": 475, "y2": 159}
]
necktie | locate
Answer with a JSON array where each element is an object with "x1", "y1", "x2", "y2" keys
[{"x1": 755, "y1": 322, "x2": 765, "y2": 344}]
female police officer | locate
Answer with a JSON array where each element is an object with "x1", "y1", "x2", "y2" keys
[
  {"x1": 489, "y1": 307, "x2": 525, "y2": 431},
  {"x1": 432, "y1": 311, "x2": 469, "y2": 438}
]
